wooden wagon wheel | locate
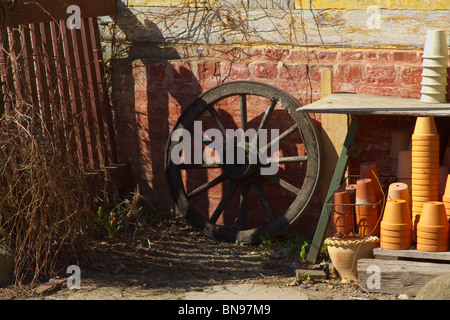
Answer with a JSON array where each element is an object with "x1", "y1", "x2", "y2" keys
[{"x1": 165, "y1": 81, "x2": 321, "y2": 243}]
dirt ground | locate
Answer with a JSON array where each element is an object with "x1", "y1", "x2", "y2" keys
[{"x1": 0, "y1": 212, "x2": 403, "y2": 301}]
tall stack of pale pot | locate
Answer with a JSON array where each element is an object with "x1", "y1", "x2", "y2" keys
[{"x1": 420, "y1": 30, "x2": 448, "y2": 104}]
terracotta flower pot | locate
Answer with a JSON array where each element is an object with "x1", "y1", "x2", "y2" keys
[
  {"x1": 411, "y1": 162, "x2": 440, "y2": 169},
  {"x1": 382, "y1": 199, "x2": 412, "y2": 225},
  {"x1": 355, "y1": 179, "x2": 380, "y2": 236},
  {"x1": 360, "y1": 162, "x2": 384, "y2": 205},
  {"x1": 324, "y1": 236, "x2": 379, "y2": 282},
  {"x1": 331, "y1": 190, "x2": 354, "y2": 236},
  {"x1": 443, "y1": 174, "x2": 450, "y2": 196},
  {"x1": 387, "y1": 182, "x2": 411, "y2": 213},
  {"x1": 411, "y1": 135, "x2": 439, "y2": 142},
  {"x1": 418, "y1": 201, "x2": 449, "y2": 227}
]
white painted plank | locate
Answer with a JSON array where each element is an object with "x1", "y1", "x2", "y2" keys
[{"x1": 300, "y1": 93, "x2": 450, "y2": 116}]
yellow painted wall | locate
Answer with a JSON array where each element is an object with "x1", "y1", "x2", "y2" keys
[
  {"x1": 296, "y1": 0, "x2": 450, "y2": 10},
  {"x1": 129, "y1": 0, "x2": 215, "y2": 6},
  {"x1": 130, "y1": 0, "x2": 450, "y2": 10}
]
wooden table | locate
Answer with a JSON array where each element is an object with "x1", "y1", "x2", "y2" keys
[{"x1": 302, "y1": 93, "x2": 450, "y2": 263}]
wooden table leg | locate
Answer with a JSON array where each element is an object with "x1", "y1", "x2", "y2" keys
[{"x1": 307, "y1": 116, "x2": 361, "y2": 263}]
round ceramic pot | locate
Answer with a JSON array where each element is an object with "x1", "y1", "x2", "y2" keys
[
  {"x1": 360, "y1": 162, "x2": 383, "y2": 203},
  {"x1": 324, "y1": 236, "x2": 379, "y2": 282},
  {"x1": 387, "y1": 183, "x2": 411, "y2": 213},
  {"x1": 332, "y1": 190, "x2": 354, "y2": 235},
  {"x1": 419, "y1": 201, "x2": 448, "y2": 226},
  {"x1": 422, "y1": 59, "x2": 448, "y2": 68},
  {"x1": 382, "y1": 199, "x2": 411, "y2": 224},
  {"x1": 381, "y1": 228, "x2": 412, "y2": 238},
  {"x1": 422, "y1": 30, "x2": 448, "y2": 58},
  {"x1": 413, "y1": 117, "x2": 439, "y2": 135}
]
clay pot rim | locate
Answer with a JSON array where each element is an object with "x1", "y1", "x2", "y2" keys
[
  {"x1": 380, "y1": 236, "x2": 413, "y2": 245},
  {"x1": 417, "y1": 224, "x2": 450, "y2": 233},
  {"x1": 411, "y1": 163, "x2": 440, "y2": 168},
  {"x1": 380, "y1": 221, "x2": 412, "y2": 231},
  {"x1": 412, "y1": 168, "x2": 440, "y2": 173},
  {"x1": 380, "y1": 242, "x2": 413, "y2": 250},
  {"x1": 324, "y1": 236, "x2": 380, "y2": 246},
  {"x1": 417, "y1": 243, "x2": 449, "y2": 252},
  {"x1": 412, "y1": 184, "x2": 439, "y2": 189},
  {"x1": 411, "y1": 180, "x2": 440, "y2": 185},
  {"x1": 381, "y1": 229, "x2": 412, "y2": 237},
  {"x1": 442, "y1": 195, "x2": 450, "y2": 202},
  {"x1": 417, "y1": 238, "x2": 450, "y2": 246},
  {"x1": 417, "y1": 230, "x2": 449, "y2": 240},
  {"x1": 411, "y1": 134, "x2": 439, "y2": 140}
]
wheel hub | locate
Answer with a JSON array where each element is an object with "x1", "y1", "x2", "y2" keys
[{"x1": 223, "y1": 144, "x2": 260, "y2": 182}]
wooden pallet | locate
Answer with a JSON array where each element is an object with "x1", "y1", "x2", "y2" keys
[{"x1": 357, "y1": 247, "x2": 450, "y2": 296}]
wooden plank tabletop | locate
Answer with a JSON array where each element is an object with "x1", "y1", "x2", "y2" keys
[{"x1": 300, "y1": 93, "x2": 450, "y2": 117}]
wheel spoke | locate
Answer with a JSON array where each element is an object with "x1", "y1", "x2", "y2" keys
[
  {"x1": 257, "y1": 98, "x2": 277, "y2": 132},
  {"x1": 237, "y1": 183, "x2": 249, "y2": 230},
  {"x1": 178, "y1": 163, "x2": 221, "y2": 169},
  {"x1": 209, "y1": 181, "x2": 238, "y2": 225},
  {"x1": 260, "y1": 124, "x2": 298, "y2": 153},
  {"x1": 240, "y1": 94, "x2": 247, "y2": 131},
  {"x1": 208, "y1": 106, "x2": 227, "y2": 136},
  {"x1": 252, "y1": 179, "x2": 277, "y2": 221},
  {"x1": 187, "y1": 174, "x2": 227, "y2": 199},
  {"x1": 265, "y1": 156, "x2": 307, "y2": 164},
  {"x1": 262, "y1": 175, "x2": 301, "y2": 195}
]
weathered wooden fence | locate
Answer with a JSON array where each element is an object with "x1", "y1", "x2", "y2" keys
[{"x1": 0, "y1": 0, "x2": 128, "y2": 190}]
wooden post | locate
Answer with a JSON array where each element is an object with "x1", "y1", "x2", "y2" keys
[{"x1": 320, "y1": 69, "x2": 349, "y2": 202}]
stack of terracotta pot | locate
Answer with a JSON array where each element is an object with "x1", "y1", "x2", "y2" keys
[
  {"x1": 380, "y1": 199, "x2": 412, "y2": 250},
  {"x1": 417, "y1": 202, "x2": 449, "y2": 252},
  {"x1": 411, "y1": 117, "x2": 440, "y2": 238}
]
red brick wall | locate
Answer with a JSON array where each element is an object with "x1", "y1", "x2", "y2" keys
[{"x1": 112, "y1": 45, "x2": 449, "y2": 237}]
